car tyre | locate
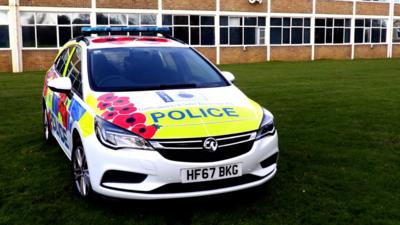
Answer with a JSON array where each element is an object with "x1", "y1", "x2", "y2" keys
[
  {"x1": 72, "y1": 138, "x2": 95, "y2": 199},
  {"x1": 43, "y1": 106, "x2": 55, "y2": 144}
]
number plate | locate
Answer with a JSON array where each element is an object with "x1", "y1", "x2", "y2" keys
[{"x1": 181, "y1": 163, "x2": 242, "y2": 183}]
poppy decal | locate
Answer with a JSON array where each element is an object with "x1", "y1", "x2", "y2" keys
[
  {"x1": 96, "y1": 93, "x2": 161, "y2": 139},
  {"x1": 58, "y1": 93, "x2": 69, "y2": 129},
  {"x1": 113, "y1": 113, "x2": 146, "y2": 129}
]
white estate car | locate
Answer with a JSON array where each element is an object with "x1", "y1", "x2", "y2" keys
[{"x1": 42, "y1": 27, "x2": 279, "y2": 200}]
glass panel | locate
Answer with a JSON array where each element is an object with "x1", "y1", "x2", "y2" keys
[
  {"x1": 345, "y1": 29, "x2": 351, "y2": 43},
  {"x1": 58, "y1": 14, "x2": 71, "y2": 25},
  {"x1": 22, "y1": 26, "x2": 36, "y2": 47},
  {"x1": 174, "y1": 16, "x2": 188, "y2": 25},
  {"x1": 345, "y1": 19, "x2": 351, "y2": 27},
  {"x1": 326, "y1": 18, "x2": 333, "y2": 27},
  {"x1": 36, "y1": 13, "x2": 57, "y2": 25},
  {"x1": 220, "y1": 16, "x2": 228, "y2": 26},
  {"x1": 381, "y1": 29, "x2": 386, "y2": 42},
  {"x1": 129, "y1": 14, "x2": 140, "y2": 25},
  {"x1": 326, "y1": 28, "x2": 333, "y2": 43},
  {"x1": 73, "y1": 26, "x2": 85, "y2": 37},
  {"x1": 316, "y1": 19, "x2": 325, "y2": 27},
  {"x1": 282, "y1": 28, "x2": 290, "y2": 44},
  {"x1": 162, "y1": 15, "x2": 172, "y2": 26},
  {"x1": 174, "y1": 27, "x2": 189, "y2": 44},
  {"x1": 291, "y1": 28, "x2": 302, "y2": 44},
  {"x1": 109, "y1": 14, "x2": 127, "y2": 25},
  {"x1": 0, "y1": 25, "x2": 9, "y2": 48},
  {"x1": 201, "y1": 27, "x2": 215, "y2": 45},
  {"x1": 372, "y1": 19, "x2": 381, "y2": 27},
  {"x1": 355, "y1": 28, "x2": 364, "y2": 43},
  {"x1": 270, "y1": 28, "x2": 282, "y2": 44},
  {"x1": 21, "y1": 12, "x2": 35, "y2": 25},
  {"x1": 244, "y1": 17, "x2": 257, "y2": 26},
  {"x1": 229, "y1": 27, "x2": 242, "y2": 45},
  {"x1": 371, "y1": 28, "x2": 380, "y2": 43},
  {"x1": 141, "y1": 14, "x2": 156, "y2": 25},
  {"x1": 365, "y1": 19, "x2": 371, "y2": 27},
  {"x1": 59, "y1": 26, "x2": 71, "y2": 46},
  {"x1": 292, "y1": 18, "x2": 303, "y2": 26},
  {"x1": 190, "y1": 27, "x2": 199, "y2": 45},
  {"x1": 258, "y1": 17, "x2": 266, "y2": 26},
  {"x1": 333, "y1": 28, "x2": 344, "y2": 43},
  {"x1": 72, "y1": 13, "x2": 90, "y2": 24},
  {"x1": 355, "y1": 19, "x2": 364, "y2": 27},
  {"x1": 190, "y1": 16, "x2": 199, "y2": 25},
  {"x1": 304, "y1": 28, "x2": 310, "y2": 43},
  {"x1": 201, "y1": 16, "x2": 214, "y2": 25},
  {"x1": 271, "y1": 18, "x2": 282, "y2": 26},
  {"x1": 96, "y1": 13, "x2": 108, "y2": 25},
  {"x1": 244, "y1": 27, "x2": 256, "y2": 45},
  {"x1": 283, "y1": 18, "x2": 290, "y2": 26},
  {"x1": 0, "y1": 11, "x2": 7, "y2": 24},
  {"x1": 334, "y1": 19, "x2": 344, "y2": 27},
  {"x1": 37, "y1": 26, "x2": 57, "y2": 47},
  {"x1": 229, "y1": 17, "x2": 241, "y2": 26},
  {"x1": 220, "y1": 27, "x2": 228, "y2": 44},
  {"x1": 315, "y1": 28, "x2": 325, "y2": 44},
  {"x1": 304, "y1": 18, "x2": 310, "y2": 27},
  {"x1": 364, "y1": 28, "x2": 370, "y2": 42}
]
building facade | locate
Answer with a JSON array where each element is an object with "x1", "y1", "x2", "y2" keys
[{"x1": 0, "y1": 0, "x2": 400, "y2": 72}]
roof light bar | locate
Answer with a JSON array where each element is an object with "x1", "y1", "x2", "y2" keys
[{"x1": 81, "y1": 26, "x2": 171, "y2": 35}]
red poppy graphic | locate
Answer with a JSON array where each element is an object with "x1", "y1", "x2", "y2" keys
[
  {"x1": 113, "y1": 97, "x2": 130, "y2": 107},
  {"x1": 58, "y1": 94, "x2": 69, "y2": 129},
  {"x1": 97, "y1": 101, "x2": 112, "y2": 110},
  {"x1": 114, "y1": 104, "x2": 137, "y2": 114},
  {"x1": 102, "y1": 111, "x2": 118, "y2": 120},
  {"x1": 113, "y1": 113, "x2": 146, "y2": 129},
  {"x1": 131, "y1": 124, "x2": 158, "y2": 139},
  {"x1": 98, "y1": 93, "x2": 117, "y2": 103}
]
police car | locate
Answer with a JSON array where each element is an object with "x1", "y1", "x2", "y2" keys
[{"x1": 42, "y1": 27, "x2": 279, "y2": 200}]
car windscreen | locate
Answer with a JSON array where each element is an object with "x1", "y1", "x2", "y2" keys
[{"x1": 88, "y1": 47, "x2": 229, "y2": 92}]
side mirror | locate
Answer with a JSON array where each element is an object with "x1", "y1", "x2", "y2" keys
[
  {"x1": 48, "y1": 77, "x2": 72, "y2": 93},
  {"x1": 221, "y1": 71, "x2": 235, "y2": 82}
]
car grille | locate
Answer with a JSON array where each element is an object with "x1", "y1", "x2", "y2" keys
[{"x1": 150, "y1": 131, "x2": 257, "y2": 162}]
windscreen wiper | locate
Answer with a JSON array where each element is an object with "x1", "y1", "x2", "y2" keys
[{"x1": 159, "y1": 83, "x2": 197, "y2": 89}]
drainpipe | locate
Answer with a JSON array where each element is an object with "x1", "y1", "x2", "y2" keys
[{"x1": 9, "y1": 0, "x2": 22, "y2": 73}]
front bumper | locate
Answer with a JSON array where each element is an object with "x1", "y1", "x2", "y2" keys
[{"x1": 83, "y1": 132, "x2": 279, "y2": 200}]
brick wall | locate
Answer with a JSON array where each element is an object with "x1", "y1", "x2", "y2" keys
[
  {"x1": 220, "y1": 46, "x2": 267, "y2": 64},
  {"x1": 22, "y1": 50, "x2": 58, "y2": 72},
  {"x1": 316, "y1": 0, "x2": 353, "y2": 15},
  {"x1": 356, "y1": 2, "x2": 389, "y2": 16},
  {"x1": 354, "y1": 45, "x2": 387, "y2": 59},
  {"x1": 195, "y1": 47, "x2": 217, "y2": 64},
  {"x1": 0, "y1": 51, "x2": 12, "y2": 72},
  {"x1": 96, "y1": 0, "x2": 157, "y2": 9},
  {"x1": 271, "y1": 0, "x2": 312, "y2": 13},
  {"x1": 392, "y1": 44, "x2": 400, "y2": 58},
  {"x1": 315, "y1": 45, "x2": 351, "y2": 60},
  {"x1": 163, "y1": 0, "x2": 215, "y2": 11},
  {"x1": 20, "y1": 0, "x2": 91, "y2": 7},
  {"x1": 270, "y1": 46, "x2": 311, "y2": 61},
  {"x1": 0, "y1": 0, "x2": 8, "y2": 5},
  {"x1": 220, "y1": 0, "x2": 267, "y2": 12},
  {"x1": 395, "y1": 4, "x2": 400, "y2": 16}
]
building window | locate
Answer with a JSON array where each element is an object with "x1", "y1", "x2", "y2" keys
[
  {"x1": 315, "y1": 18, "x2": 351, "y2": 44},
  {"x1": 162, "y1": 15, "x2": 215, "y2": 46},
  {"x1": 355, "y1": 19, "x2": 387, "y2": 44},
  {"x1": 21, "y1": 12, "x2": 90, "y2": 48},
  {"x1": 394, "y1": 20, "x2": 400, "y2": 43},
  {"x1": 0, "y1": 11, "x2": 9, "y2": 48},
  {"x1": 270, "y1": 17, "x2": 310, "y2": 45},
  {"x1": 96, "y1": 13, "x2": 157, "y2": 36},
  {"x1": 220, "y1": 16, "x2": 266, "y2": 46}
]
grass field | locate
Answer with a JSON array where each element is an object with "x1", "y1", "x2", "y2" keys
[{"x1": 0, "y1": 59, "x2": 399, "y2": 225}]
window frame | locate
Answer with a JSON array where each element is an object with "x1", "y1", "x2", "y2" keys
[
  {"x1": 219, "y1": 16, "x2": 266, "y2": 47},
  {"x1": 21, "y1": 12, "x2": 90, "y2": 49},
  {"x1": 270, "y1": 17, "x2": 311, "y2": 46},
  {"x1": 354, "y1": 18, "x2": 388, "y2": 44},
  {"x1": 0, "y1": 10, "x2": 10, "y2": 49},
  {"x1": 314, "y1": 18, "x2": 352, "y2": 45}
]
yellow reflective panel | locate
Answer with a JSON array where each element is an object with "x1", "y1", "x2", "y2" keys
[{"x1": 78, "y1": 112, "x2": 95, "y2": 137}]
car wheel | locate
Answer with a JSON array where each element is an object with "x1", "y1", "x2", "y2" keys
[
  {"x1": 72, "y1": 138, "x2": 94, "y2": 199},
  {"x1": 43, "y1": 107, "x2": 54, "y2": 144}
]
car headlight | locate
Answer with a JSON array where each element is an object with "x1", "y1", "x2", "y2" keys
[
  {"x1": 256, "y1": 109, "x2": 276, "y2": 140},
  {"x1": 95, "y1": 117, "x2": 153, "y2": 150}
]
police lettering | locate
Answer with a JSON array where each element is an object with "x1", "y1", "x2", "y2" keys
[{"x1": 151, "y1": 107, "x2": 239, "y2": 122}]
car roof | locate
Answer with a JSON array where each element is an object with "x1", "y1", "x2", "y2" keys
[{"x1": 75, "y1": 35, "x2": 188, "y2": 49}]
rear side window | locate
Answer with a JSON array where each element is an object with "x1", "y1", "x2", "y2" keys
[{"x1": 66, "y1": 46, "x2": 83, "y2": 97}]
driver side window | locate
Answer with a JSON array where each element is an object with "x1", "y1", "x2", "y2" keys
[{"x1": 54, "y1": 47, "x2": 73, "y2": 76}]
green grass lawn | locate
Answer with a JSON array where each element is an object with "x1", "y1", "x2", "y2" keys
[{"x1": 0, "y1": 59, "x2": 400, "y2": 225}]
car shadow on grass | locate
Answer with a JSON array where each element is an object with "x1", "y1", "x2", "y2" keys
[{"x1": 88, "y1": 183, "x2": 274, "y2": 225}]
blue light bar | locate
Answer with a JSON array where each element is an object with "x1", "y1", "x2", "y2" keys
[{"x1": 81, "y1": 26, "x2": 170, "y2": 35}]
